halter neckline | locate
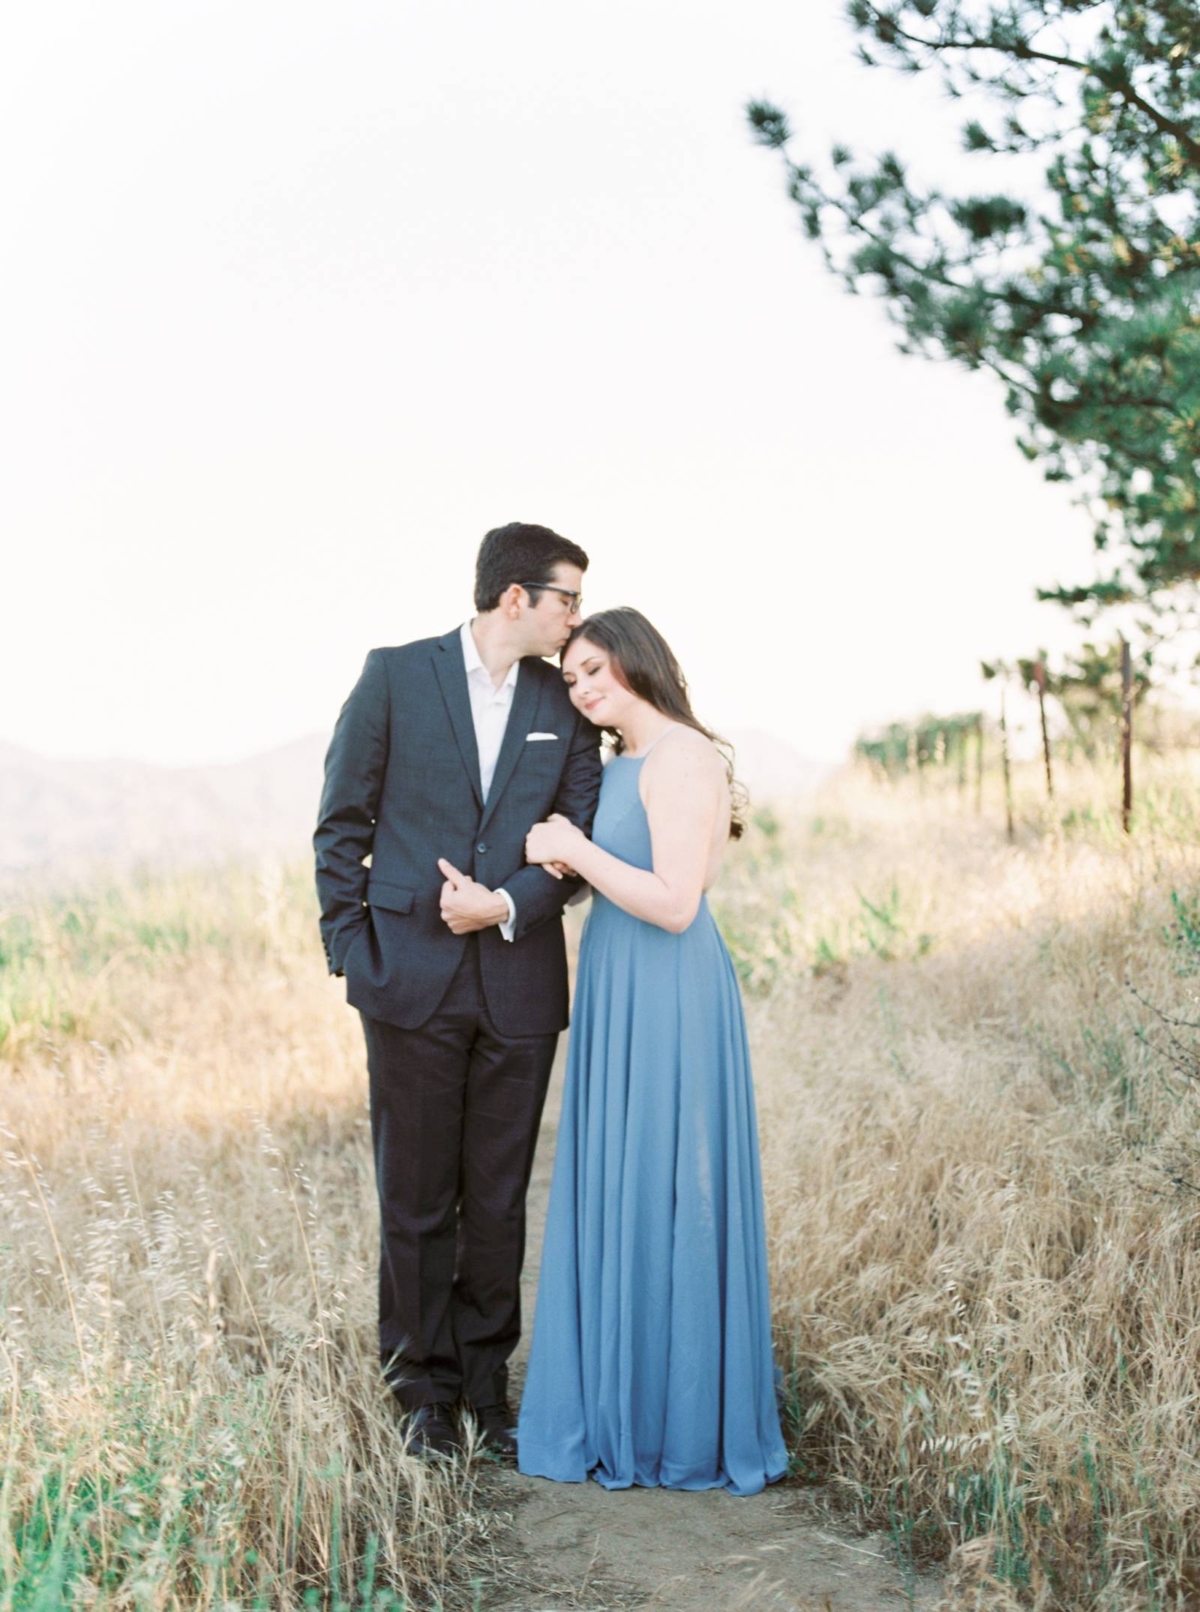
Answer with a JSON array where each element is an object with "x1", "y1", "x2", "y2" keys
[{"x1": 616, "y1": 725, "x2": 679, "y2": 763}]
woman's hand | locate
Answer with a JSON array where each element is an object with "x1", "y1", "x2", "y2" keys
[{"x1": 526, "y1": 814, "x2": 585, "y2": 878}]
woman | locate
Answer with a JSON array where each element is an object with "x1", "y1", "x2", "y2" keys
[{"x1": 516, "y1": 608, "x2": 787, "y2": 1496}]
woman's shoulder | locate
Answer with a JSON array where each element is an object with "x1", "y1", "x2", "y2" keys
[{"x1": 642, "y1": 725, "x2": 727, "y2": 783}]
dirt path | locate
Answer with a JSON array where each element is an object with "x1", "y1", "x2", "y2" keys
[{"x1": 486, "y1": 1048, "x2": 941, "y2": 1612}]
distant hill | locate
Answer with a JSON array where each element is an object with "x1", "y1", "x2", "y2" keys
[
  {"x1": 0, "y1": 727, "x2": 832, "y2": 887},
  {"x1": 724, "y1": 728, "x2": 834, "y2": 808},
  {"x1": 0, "y1": 736, "x2": 329, "y2": 885}
]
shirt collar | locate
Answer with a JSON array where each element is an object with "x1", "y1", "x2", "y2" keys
[{"x1": 460, "y1": 621, "x2": 519, "y2": 693}]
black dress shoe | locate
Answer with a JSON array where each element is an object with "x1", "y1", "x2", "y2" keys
[
  {"x1": 404, "y1": 1404, "x2": 461, "y2": 1460},
  {"x1": 467, "y1": 1402, "x2": 518, "y2": 1462}
]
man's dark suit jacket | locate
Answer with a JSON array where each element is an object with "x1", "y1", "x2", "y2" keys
[{"x1": 314, "y1": 627, "x2": 602, "y2": 1038}]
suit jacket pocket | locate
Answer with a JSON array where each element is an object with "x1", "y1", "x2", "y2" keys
[{"x1": 366, "y1": 877, "x2": 416, "y2": 915}]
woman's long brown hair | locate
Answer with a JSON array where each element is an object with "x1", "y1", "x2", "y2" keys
[{"x1": 565, "y1": 607, "x2": 746, "y2": 839}]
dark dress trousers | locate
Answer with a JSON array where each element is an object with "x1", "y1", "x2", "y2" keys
[{"x1": 314, "y1": 628, "x2": 602, "y2": 1409}]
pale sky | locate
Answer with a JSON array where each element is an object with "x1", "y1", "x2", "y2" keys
[{"x1": 3, "y1": 1, "x2": 1099, "y2": 768}]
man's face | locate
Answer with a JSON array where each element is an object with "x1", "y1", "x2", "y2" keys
[{"x1": 519, "y1": 562, "x2": 584, "y2": 657}]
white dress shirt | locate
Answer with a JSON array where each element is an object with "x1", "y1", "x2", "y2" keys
[{"x1": 460, "y1": 622, "x2": 518, "y2": 941}]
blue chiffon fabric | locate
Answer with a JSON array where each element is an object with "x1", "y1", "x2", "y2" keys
[{"x1": 517, "y1": 754, "x2": 788, "y2": 1496}]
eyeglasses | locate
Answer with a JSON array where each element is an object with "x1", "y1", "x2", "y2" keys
[{"x1": 518, "y1": 582, "x2": 584, "y2": 614}]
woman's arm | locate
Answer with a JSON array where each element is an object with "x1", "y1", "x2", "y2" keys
[
  {"x1": 500, "y1": 706, "x2": 602, "y2": 936},
  {"x1": 526, "y1": 733, "x2": 725, "y2": 934}
]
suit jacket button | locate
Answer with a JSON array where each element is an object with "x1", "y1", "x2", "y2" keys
[{"x1": 476, "y1": 842, "x2": 488, "y2": 854}]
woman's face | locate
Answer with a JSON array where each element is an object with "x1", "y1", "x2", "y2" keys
[{"x1": 561, "y1": 637, "x2": 633, "y2": 728}]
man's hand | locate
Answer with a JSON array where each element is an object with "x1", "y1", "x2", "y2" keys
[{"x1": 437, "y1": 859, "x2": 510, "y2": 935}]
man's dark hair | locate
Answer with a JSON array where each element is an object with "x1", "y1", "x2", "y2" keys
[{"x1": 474, "y1": 522, "x2": 589, "y2": 613}]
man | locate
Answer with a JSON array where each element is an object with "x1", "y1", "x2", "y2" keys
[{"x1": 314, "y1": 522, "x2": 601, "y2": 1460}]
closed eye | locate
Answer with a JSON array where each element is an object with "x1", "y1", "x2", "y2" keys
[{"x1": 564, "y1": 657, "x2": 604, "y2": 687}]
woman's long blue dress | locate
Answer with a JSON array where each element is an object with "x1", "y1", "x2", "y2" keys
[{"x1": 517, "y1": 754, "x2": 788, "y2": 1496}]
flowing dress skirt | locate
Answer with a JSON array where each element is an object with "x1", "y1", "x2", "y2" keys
[{"x1": 517, "y1": 756, "x2": 787, "y2": 1496}]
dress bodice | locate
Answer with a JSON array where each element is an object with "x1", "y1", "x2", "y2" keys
[{"x1": 591, "y1": 756, "x2": 654, "y2": 872}]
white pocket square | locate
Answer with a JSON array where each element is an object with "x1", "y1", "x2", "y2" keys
[{"x1": 526, "y1": 732, "x2": 559, "y2": 741}]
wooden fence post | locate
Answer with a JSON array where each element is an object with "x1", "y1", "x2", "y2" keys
[
  {"x1": 1034, "y1": 660, "x2": 1054, "y2": 802},
  {"x1": 975, "y1": 717, "x2": 984, "y2": 816},
  {"x1": 1121, "y1": 636, "x2": 1133, "y2": 834},
  {"x1": 1000, "y1": 685, "x2": 1015, "y2": 844}
]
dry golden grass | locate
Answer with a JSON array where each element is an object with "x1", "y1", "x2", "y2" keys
[
  {"x1": 715, "y1": 751, "x2": 1200, "y2": 1610},
  {"x1": 1, "y1": 865, "x2": 506, "y2": 1611},
  {"x1": 5, "y1": 750, "x2": 1200, "y2": 1609}
]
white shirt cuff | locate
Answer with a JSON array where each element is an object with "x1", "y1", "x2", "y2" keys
[{"x1": 496, "y1": 887, "x2": 516, "y2": 942}]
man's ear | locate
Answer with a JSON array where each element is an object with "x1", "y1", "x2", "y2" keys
[{"x1": 502, "y1": 582, "x2": 525, "y2": 619}]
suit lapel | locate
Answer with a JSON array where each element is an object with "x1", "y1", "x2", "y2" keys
[
  {"x1": 432, "y1": 631, "x2": 483, "y2": 809},
  {"x1": 479, "y1": 663, "x2": 540, "y2": 833}
]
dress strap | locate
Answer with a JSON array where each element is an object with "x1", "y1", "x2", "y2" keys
[{"x1": 631, "y1": 724, "x2": 682, "y2": 761}]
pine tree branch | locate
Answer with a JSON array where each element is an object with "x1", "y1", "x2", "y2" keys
[
  {"x1": 797, "y1": 164, "x2": 1121, "y2": 336},
  {"x1": 753, "y1": 6, "x2": 1200, "y2": 598},
  {"x1": 858, "y1": 4, "x2": 1200, "y2": 166}
]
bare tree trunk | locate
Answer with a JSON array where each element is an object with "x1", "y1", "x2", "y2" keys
[
  {"x1": 1121, "y1": 636, "x2": 1133, "y2": 834},
  {"x1": 1034, "y1": 660, "x2": 1054, "y2": 801},
  {"x1": 1000, "y1": 686, "x2": 1015, "y2": 844}
]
